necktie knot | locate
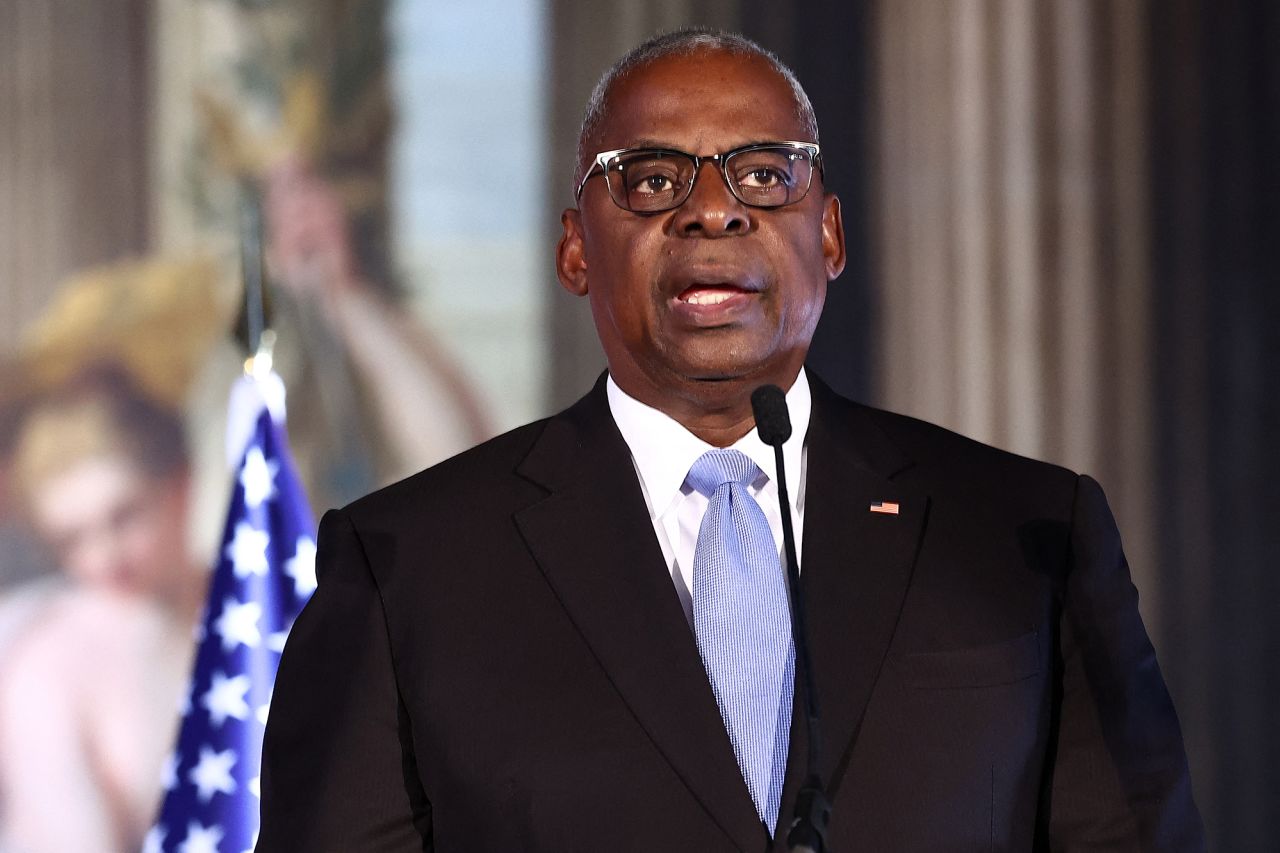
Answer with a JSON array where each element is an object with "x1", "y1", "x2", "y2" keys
[{"x1": 686, "y1": 449, "x2": 762, "y2": 498}]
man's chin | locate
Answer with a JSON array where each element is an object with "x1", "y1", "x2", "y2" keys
[
  {"x1": 675, "y1": 362, "x2": 786, "y2": 392},
  {"x1": 662, "y1": 339, "x2": 774, "y2": 382},
  {"x1": 671, "y1": 346, "x2": 796, "y2": 387},
  {"x1": 612, "y1": 342, "x2": 798, "y2": 405},
  {"x1": 684, "y1": 370, "x2": 744, "y2": 383}
]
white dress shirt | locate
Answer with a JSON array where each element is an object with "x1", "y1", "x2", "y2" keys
[{"x1": 607, "y1": 371, "x2": 811, "y2": 624}]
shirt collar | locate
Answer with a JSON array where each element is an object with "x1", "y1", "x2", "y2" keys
[{"x1": 607, "y1": 369, "x2": 811, "y2": 520}]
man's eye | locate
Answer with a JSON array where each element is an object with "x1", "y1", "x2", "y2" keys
[
  {"x1": 737, "y1": 166, "x2": 794, "y2": 189},
  {"x1": 628, "y1": 171, "x2": 678, "y2": 195},
  {"x1": 640, "y1": 175, "x2": 673, "y2": 193}
]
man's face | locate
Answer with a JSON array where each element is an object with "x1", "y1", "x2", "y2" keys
[{"x1": 558, "y1": 49, "x2": 845, "y2": 413}]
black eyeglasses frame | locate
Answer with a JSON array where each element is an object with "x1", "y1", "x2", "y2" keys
[{"x1": 574, "y1": 140, "x2": 823, "y2": 213}]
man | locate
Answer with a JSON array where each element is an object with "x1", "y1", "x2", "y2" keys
[{"x1": 260, "y1": 29, "x2": 1203, "y2": 851}]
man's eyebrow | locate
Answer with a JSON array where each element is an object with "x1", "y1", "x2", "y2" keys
[
  {"x1": 621, "y1": 138, "x2": 791, "y2": 152},
  {"x1": 624, "y1": 138, "x2": 683, "y2": 150}
]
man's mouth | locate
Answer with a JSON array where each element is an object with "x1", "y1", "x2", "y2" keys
[
  {"x1": 677, "y1": 284, "x2": 750, "y2": 305},
  {"x1": 669, "y1": 281, "x2": 759, "y2": 326}
]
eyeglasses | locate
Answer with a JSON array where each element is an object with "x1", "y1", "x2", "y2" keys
[{"x1": 575, "y1": 141, "x2": 822, "y2": 213}]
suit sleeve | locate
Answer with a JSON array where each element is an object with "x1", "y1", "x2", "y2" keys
[
  {"x1": 258, "y1": 508, "x2": 432, "y2": 852},
  {"x1": 1046, "y1": 475, "x2": 1204, "y2": 851}
]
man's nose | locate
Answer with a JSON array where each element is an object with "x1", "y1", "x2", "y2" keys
[{"x1": 672, "y1": 161, "x2": 751, "y2": 237}]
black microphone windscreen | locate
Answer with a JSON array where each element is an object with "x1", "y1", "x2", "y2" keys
[{"x1": 751, "y1": 384, "x2": 792, "y2": 446}]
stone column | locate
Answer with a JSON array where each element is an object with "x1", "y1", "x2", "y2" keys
[
  {"x1": 871, "y1": 0, "x2": 1157, "y2": 621},
  {"x1": 0, "y1": 0, "x2": 150, "y2": 348}
]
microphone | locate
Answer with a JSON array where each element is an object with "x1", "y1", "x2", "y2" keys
[
  {"x1": 751, "y1": 384, "x2": 832, "y2": 853},
  {"x1": 752, "y1": 384, "x2": 793, "y2": 445}
]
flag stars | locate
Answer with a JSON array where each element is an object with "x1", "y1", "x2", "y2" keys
[
  {"x1": 188, "y1": 746, "x2": 237, "y2": 803},
  {"x1": 226, "y1": 522, "x2": 270, "y2": 579},
  {"x1": 266, "y1": 629, "x2": 289, "y2": 653},
  {"x1": 213, "y1": 597, "x2": 263, "y2": 652},
  {"x1": 284, "y1": 536, "x2": 318, "y2": 597},
  {"x1": 156, "y1": 411, "x2": 317, "y2": 850},
  {"x1": 201, "y1": 671, "x2": 251, "y2": 727},
  {"x1": 178, "y1": 820, "x2": 225, "y2": 853},
  {"x1": 142, "y1": 825, "x2": 166, "y2": 853},
  {"x1": 239, "y1": 446, "x2": 279, "y2": 509}
]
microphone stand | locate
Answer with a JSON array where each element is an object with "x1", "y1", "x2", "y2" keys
[{"x1": 752, "y1": 386, "x2": 831, "y2": 853}]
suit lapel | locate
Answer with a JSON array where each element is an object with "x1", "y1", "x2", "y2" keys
[
  {"x1": 775, "y1": 379, "x2": 928, "y2": 839},
  {"x1": 513, "y1": 380, "x2": 767, "y2": 852}
]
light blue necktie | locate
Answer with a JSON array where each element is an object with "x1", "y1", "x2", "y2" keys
[{"x1": 688, "y1": 449, "x2": 795, "y2": 832}]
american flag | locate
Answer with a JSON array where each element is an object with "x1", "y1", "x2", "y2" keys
[{"x1": 145, "y1": 374, "x2": 316, "y2": 853}]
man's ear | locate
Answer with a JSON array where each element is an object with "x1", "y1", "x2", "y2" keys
[
  {"x1": 822, "y1": 193, "x2": 847, "y2": 281},
  {"x1": 556, "y1": 208, "x2": 589, "y2": 296}
]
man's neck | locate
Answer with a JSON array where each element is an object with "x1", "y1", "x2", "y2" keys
[
  {"x1": 609, "y1": 368, "x2": 804, "y2": 447},
  {"x1": 672, "y1": 407, "x2": 757, "y2": 447}
]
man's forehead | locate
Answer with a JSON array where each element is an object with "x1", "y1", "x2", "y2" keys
[{"x1": 592, "y1": 50, "x2": 805, "y2": 151}]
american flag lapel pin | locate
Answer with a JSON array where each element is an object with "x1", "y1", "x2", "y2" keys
[{"x1": 869, "y1": 500, "x2": 900, "y2": 515}]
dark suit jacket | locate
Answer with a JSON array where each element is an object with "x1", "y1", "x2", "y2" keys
[{"x1": 259, "y1": 374, "x2": 1204, "y2": 852}]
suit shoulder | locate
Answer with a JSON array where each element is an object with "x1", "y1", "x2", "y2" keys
[
  {"x1": 870, "y1": 404, "x2": 1075, "y2": 478},
  {"x1": 823, "y1": 392, "x2": 1082, "y2": 515}
]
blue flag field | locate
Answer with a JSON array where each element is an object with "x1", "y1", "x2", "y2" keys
[{"x1": 146, "y1": 375, "x2": 316, "y2": 853}]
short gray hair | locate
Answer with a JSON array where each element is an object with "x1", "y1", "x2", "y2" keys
[{"x1": 574, "y1": 28, "x2": 820, "y2": 189}]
